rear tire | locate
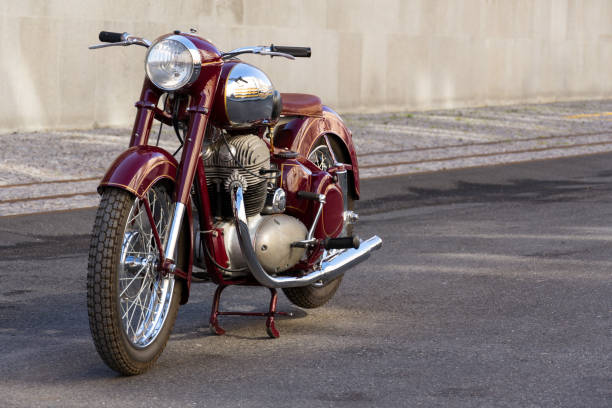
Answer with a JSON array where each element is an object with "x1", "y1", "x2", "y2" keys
[
  {"x1": 283, "y1": 276, "x2": 344, "y2": 309},
  {"x1": 283, "y1": 135, "x2": 353, "y2": 309},
  {"x1": 87, "y1": 184, "x2": 181, "y2": 375}
]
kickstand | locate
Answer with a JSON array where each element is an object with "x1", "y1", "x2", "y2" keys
[{"x1": 208, "y1": 285, "x2": 291, "y2": 338}]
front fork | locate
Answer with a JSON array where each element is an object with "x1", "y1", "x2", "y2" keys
[
  {"x1": 165, "y1": 202, "x2": 186, "y2": 264},
  {"x1": 128, "y1": 72, "x2": 221, "y2": 272},
  {"x1": 164, "y1": 101, "x2": 212, "y2": 268}
]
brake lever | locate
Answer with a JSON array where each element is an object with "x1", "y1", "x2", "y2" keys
[
  {"x1": 259, "y1": 50, "x2": 295, "y2": 60},
  {"x1": 221, "y1": 46, "x2": 295, "y2": 60}
]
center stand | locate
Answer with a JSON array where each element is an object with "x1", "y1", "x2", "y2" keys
[{"x1": 208, "y1": 285, "x2": 292, "y2": 338}]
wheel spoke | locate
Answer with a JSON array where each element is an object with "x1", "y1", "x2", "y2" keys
[
  {"x1": 123, "y1": 296, "x2": 140, "y2": 331},
  {"x1": 121, "y1": 269, "x2": 151, "y2": 320},
  {"x1": 115, "y1": 184, "x2": 176, "y2": 348},
  {"x1": 309, "y1": 144, "x2": 334, "y2": 171},
  {"x1": 133, "y1": 294, "x2": 148, "y2": 339},
  {"x1": 118, "y1": 264, "x2": 147, "y2": 298}
]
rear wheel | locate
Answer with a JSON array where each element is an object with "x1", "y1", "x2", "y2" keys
[
  {"x1": 87, "y1": 183, "x2": 181, "y2": 375},
  {"x1": 283, "y1": 136, "x2": 353, "y2": 309}
]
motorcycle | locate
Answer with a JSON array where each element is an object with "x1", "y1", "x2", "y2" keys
[{"x1": 86, "y1": 30, "x2": 382, "y2": 375}]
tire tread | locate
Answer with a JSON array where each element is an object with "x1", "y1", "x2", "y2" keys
[{"x1": 87, "y1": 188, "x2": 179, "y2": 375}]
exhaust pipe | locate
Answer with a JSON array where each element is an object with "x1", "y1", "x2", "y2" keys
[{"x1": 231, "y1": 186, "x2": 382, "y2": 288}]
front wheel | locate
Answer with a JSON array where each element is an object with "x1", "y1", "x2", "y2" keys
[{"x1": 87, "y1": 184, "x2": 181, "y2": 375}]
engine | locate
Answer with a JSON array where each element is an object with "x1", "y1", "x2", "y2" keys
[
  {"x1": 202, "y1": 133, "x2": 270, "y2": 217},
  {"x1": 197, "y1": 130, "x2": 309, "y2": 276}
]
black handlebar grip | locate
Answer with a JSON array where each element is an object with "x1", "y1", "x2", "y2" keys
[
  {"x1": 99, "y1": 31, "x2": 124, "y2": 43},
  {"x1": 297, "y1": 191, "x2": 321, "y2": 201},
  {"x1": 324, "y1": 236, "x2": 361, "y2": 250},
  {"x1": 271, "y1": 45, "x2": 311, "y2": 58}
]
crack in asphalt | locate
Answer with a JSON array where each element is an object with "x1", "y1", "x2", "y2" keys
[{"x1": 0, "y1": 234, "x2": 90, "y2": 260}]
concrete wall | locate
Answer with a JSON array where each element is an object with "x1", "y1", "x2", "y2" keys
[{"x1": 2, "y1": 0, "x2": 612, "y2": 133}]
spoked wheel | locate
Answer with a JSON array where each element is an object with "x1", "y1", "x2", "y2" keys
[
  {"x1": 87, "y1": 183, "x2": 182, "y2": 375},
  {"x1": 283, "y1": 136, "x2": 353, "y2": 309}
]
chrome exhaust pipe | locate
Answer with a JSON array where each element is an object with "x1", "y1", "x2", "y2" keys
[{"x1": 231, "y1": 186, "x2": 382, "y2": 288}]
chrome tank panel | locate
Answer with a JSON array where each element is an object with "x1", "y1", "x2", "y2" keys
[{"x1": 224, "y1": 63, "x2": 276, "y2": 128}]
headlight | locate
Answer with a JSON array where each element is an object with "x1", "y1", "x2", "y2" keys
[{"x1": 145, "y1": 35, "x2": 201, "y2": 91}]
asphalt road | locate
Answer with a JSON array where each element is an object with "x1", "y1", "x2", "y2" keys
[{"x1": 1, "y1": 154, "x2": 611, "y2": 407}]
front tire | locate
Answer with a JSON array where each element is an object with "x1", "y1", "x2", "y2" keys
[{"x1": 87, "y1": 184, "x2": 181, "y2": 375}]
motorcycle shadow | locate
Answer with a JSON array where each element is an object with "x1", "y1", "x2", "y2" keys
[{"x1": 171, "y1": 283, "x2": 309, "y2": 341}]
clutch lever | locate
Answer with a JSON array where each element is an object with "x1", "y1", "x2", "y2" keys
[{"x1": 89, "y1": 34, "x2": 151, "y2": 50}]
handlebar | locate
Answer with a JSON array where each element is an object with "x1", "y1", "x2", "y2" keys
[
  {"x1": 270, "y1": 45, "x2": 311, "y2": 58},
  {"x1": 99, "y1": 31, "x2": 126, "y2": 43},
  {"x1": 91, "y1": 31, "x2": 311, "y2": 59},
  {"x1": 221, "y1": 44, "x2": 311, "y2": 60}
]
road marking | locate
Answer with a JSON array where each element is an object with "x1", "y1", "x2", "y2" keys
[{"x1": 565, "y1": 112, "x2": 612, "y2": 119}]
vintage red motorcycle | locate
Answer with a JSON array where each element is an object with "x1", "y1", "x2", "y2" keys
[{"x1": 87, "y1": 30, "x2": 382, "y2": 375}]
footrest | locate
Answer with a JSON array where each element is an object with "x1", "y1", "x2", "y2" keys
[
  {"x1": 297, "y1": 191, "x2": 325, "y2": 202},
  {"x1": 324, "y1": 236, "x2": 360, "y2": 250}
]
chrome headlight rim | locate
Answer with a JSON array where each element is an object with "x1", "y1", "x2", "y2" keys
[{"x1": 145, "y1": 35, "x2": 202, "y2": 92}]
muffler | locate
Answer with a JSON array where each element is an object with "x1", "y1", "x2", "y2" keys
[{"x1": 231, "y1": 186, "x2": 382, "y2": 288}]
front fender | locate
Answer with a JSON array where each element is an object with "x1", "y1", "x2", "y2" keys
[
  {"x1": 273, "y1": 107, "x2": 360, "y2": 198},
  {"x1": 99, "y1": 145, "x2": 178, "y2": 197},
  {"x1": 99, "y1": 145, "x2": 193, "y2": 304}
]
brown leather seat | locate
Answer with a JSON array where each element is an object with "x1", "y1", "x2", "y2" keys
[{"x1": 280, "y1": 93, "x2": 323, "y2": 117}]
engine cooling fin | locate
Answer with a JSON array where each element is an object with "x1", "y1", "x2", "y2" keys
[{"x1": 203, "y1": 134, "x2": 270, "y2": 217}]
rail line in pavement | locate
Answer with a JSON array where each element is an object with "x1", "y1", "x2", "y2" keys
[
  {"x1": 3, "y1": 134, "x2": 612, "y2": 216},
  {"x1": 358, "y1": 130, "x2": 611, "y2": 157}
]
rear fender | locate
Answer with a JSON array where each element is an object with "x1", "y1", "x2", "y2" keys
[
  {"x1": 273, "y1": 106, "x2": 360, "y2": 198},
  {"x1": 99, "y1": 145, "x2": 193, "y2": 304}
]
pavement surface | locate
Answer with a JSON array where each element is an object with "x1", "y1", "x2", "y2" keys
[
  {"x1": 1, "y1": 153, "x2": 611, "y2": 407},
  {"x1": 3, "y1": 99, "x2": 612, "y2": 216}
]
